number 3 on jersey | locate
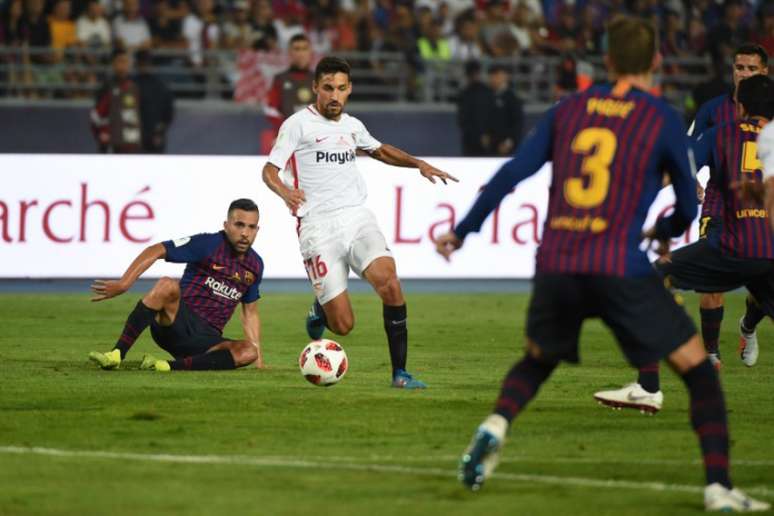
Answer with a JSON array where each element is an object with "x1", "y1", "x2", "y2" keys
[{"x1": 564, "y1": 127, "x2": 617, "y2": 209}]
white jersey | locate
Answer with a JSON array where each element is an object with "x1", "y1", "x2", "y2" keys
[
  {"x1": 758, "y1": 121, "x2": 774, "y2": 180},
  {"x1": 267, "y1": 105, "x2": 382, "y2": 218}
]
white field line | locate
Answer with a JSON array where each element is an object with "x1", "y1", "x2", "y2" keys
[{"x1": 1, "y1": 446, "x2": 772, "y2": 499}]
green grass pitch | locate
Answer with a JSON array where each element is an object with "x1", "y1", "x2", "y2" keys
[{"x1": 0, "y1": 291, "x2": 772, "y2": 515}]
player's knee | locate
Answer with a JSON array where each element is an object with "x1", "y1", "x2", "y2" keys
[
  {"x1": 700, "y1": 292, "x2": 723, "y2": 309},
  {"x1": 328, "y1": 314, "x2": 354, "y2": 335},
  {"x1": 233, "y1": 342, "x2": 259, "y2": 367},
  {"x1": 152, "y1": 277, "x2": 180, "y2": 301},
  {"x1": 375, "y1": 275, "x2": 402, "y2": 304}
]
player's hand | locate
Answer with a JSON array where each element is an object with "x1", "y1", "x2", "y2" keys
[
  {"x1": 281, "y1": 187, "x2": 306, "y2": 212},
  {"x1": 435, "y1": 231, "x2": 463, "y2": 261},
  {"x1": 419, "y1": 161, "x2": 459, "y2": 185},
  {"x1": 696, "y1": 183, "x2": 705, "y2": 204},
  {"x1": 90, "y1": 279, "x2": 128, "y2": 302},
  {"x1": 642, "y1": 227, "x2": 671, "y2": 263},
  {"x1": 730, "y1": 179, "x2": 765, "y2": 204}
]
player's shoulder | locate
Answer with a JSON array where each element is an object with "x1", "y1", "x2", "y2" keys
[
  {"x1": 283, "y1": 106, "x2": 315, "y2": 126},
  {"x1": 340, "y1": 112, "x2": 367, "y2": 130},
  {"x1": 244, "y1": 249, "x2": 264, "y2": 273},
  {"x1": 697, "y1": 93, "x2": 732, "y2": 115}
]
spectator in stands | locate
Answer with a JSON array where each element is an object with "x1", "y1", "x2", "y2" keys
[
  {"x1": 273, "y1": 0, "x2": 305, "y2": 48},
  {"x1": 509, "y1": 2, "x2": 534, "y2": 54},
  {"x1": 182, "y1": 0, "x2": 219, "y2": 67},
  {"x1": 1, "y1": 0, "x2": 24, "y2": 46},
  {"x1": 149, "y1": 0, "x2": 186, "y2": 50},
  {"x1": 757, "y1": 5, "x2": 774, "y2": 56},
  {"x1": 576, "y1": 4, "x2": 602, "y2": 56},
  {"x1": 457, "y1": 60, "x2": 492, "y2": 156},
  {"x1": 134, "y1": 49, "x2": 174, "y2": 153},
  {"x1": 448, "y1": 14, "x2": 484, "y2": 61},
  {"x1": 485, "y1": 63, "x2": 523, "y2": 156},
  {"x1": 20, "y1": 0, "x2": 52, "y2": 50},
  {"x1": 48, "y1": 0, "x2": 78, "y2": 55},
  {"x1": 480, "y1": 0, "x2": 516, "y2": 56},
  {"x1": 249, "y1": 0, "x2": 278, "y2": 49},
  {"x1": 417, "y1": 19, "x2": 451, "y2": 64},
  {"x1": 708, "y1": 0, "x2": 752, "y2": 63},
  {"x1": 76, "y1": 0, "x2": 111, "y2": 48},
  {"x1": 221, "y1": 0, "x2": 252, "y2": 50},
  {"x1": 91, "y1": 48, "x2": 143, "y2": 153},
  {"x1": 264, "y1": 32, "x2": 313, "y2": 134},
  {"x1": 546, "y1": 4, "x2": 578, "y2": 54},
  {"x1": 113, "y1": 0, "x2": 151, "y2": 51}
]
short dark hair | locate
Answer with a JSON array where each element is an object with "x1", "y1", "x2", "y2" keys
[
  {"x1": 228, "y1": 198, "x2": 259, "y2": 216},
  {"x1": 289, "y1": 33, "x2": 309, "y2": 46},
  {"x1": 734, "y1": 43, "x2": 768, "y2": 66},
  {"x1": 606, "y1": 16, "x2": 656, "y2": 76},
  {"x1": 314, "y1": 56, "x2": 350, "y2": 82},
  {"x1": 737, "y1": 75, "x2": 774, "y2": 119}
]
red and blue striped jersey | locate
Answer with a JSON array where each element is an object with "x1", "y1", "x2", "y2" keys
[
  {"x1": 690, "y1": 93, "x2": 736, "y2": 219},
  {"x1": 162, "y1": 231, "x2": 264, "y2": 333},
  {"x1": 693, "y1": 119, "x2": 774, "y2": 259},
  {"x1": 455, "y1": 83, "x2": 697, "y2": 277}
]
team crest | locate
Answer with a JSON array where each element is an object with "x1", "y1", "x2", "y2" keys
[{"x1": 245, "y1": 271, "x2": 255, "y2": 285}]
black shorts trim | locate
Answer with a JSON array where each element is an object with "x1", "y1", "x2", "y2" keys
[
  {"x1": 150, "y1": 300, "x2": 227, "y2": 358},
  {"x1": 526, "y1": 273, "x2": 696, "y2": 367}
]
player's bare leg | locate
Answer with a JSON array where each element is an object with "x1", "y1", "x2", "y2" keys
[
  {"x1": 461, "y1": 340, "x2": 557, "y2": 490},
  {"x1": 363, "y1": 256, "x2": 424, "y2": 388},
  {"x1": 306, "y1": 290, "x2": 355, "y2": 340},
  {"x1": 319, "y1": 292, "x2": 356, "y2": 336},
  {"x1": 89, "y1": 276, "x2": 179, "y2": 369},
  {"x1": 141, "y1": 339, "x2": 260, "y2": 371},
  {"x1": 666, "y1": 335, "x2": 769, "y2": 511},
  {"x1": 142, "y1": 276, "x2": 181, "y2": 326},
  {"x1": 699, "y1": 292, "x2": 725, "y2": 368}
]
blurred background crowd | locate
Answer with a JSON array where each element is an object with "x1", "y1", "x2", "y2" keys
[{"x1": 0, "y1": 0, "x2": 771, "y2": 155}]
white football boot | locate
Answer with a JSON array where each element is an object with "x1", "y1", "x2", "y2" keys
[
  {"x1": 704, "y1": 483, "x2": 771, "y2": 512},
  {"x1": 593, "y1": 383, "x2": 663, "y2": 414},
  {"x1": 738, "y1": 317, "x2": 759, "y2": 367}
]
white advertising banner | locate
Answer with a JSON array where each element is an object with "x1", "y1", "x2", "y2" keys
[{"x1": 0, "y1": 155, "x2": 704, "y2": 278}]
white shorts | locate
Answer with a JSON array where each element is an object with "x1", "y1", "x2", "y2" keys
[{"x1": 298, "y1": 206, "x2": 393, "y2": 304}]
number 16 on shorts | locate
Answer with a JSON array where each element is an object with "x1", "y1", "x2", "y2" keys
[{"x1": 304, "y1": 255, "x2": 328, "y2": 281}]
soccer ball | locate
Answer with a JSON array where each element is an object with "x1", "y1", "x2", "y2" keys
[{"x1": 299, "y1": 339, "x2": 348, "y2": 386}]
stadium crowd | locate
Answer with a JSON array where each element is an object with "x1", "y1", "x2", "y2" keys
[{"x1": 0, "y1": 0, "x2": 773, "y2": 99}]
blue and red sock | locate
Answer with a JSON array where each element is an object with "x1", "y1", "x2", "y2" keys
[
  {"x1": 681, "y1": 359, "x2": 731, "y2": 488},
  {"x1": 494, "y1": 354, "x2": 557, "y2": 423}
]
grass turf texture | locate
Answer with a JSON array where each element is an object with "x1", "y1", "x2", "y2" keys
[{"x1": 0, "y1": 291, "x2": 772, "y2": 516}]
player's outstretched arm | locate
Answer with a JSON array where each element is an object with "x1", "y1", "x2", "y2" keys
[
  {"x1": 90, "y1": 243, "x2": 166, "y2": 302},
  {"x1": 368, "y1": 144, "x2": 459, "y2": 185},
  {"x1": 435, "y1": 232, "x2": 463, "y2": 261},
  {"x1": 261, "y1": 162, "x2": 306, "y2": 212},
  {"x1": 241, "y1": 301, "x2": 264, "y2": 369}
]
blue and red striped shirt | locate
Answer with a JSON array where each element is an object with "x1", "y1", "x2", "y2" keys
[
  {"x1": 162, "y1": 232, "x2": 264, "y2": 333},
  {"x1": 693, "y1": 119, "x2": 774, "y2": 259},
  {"x1": 455, "y1": 83, "x2": 697, "y2": 277},
  {"x1": 690, "y1": 93, "x2": 736, "y2": 219}
]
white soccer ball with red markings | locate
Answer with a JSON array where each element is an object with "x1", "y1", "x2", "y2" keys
[{"x1": 299, "y1": 339, "x2": 348, "y2": 386}]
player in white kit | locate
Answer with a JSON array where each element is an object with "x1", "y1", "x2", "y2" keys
[{"x1": 262, "y1": 57, "x2": 458, "y2": 388}]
